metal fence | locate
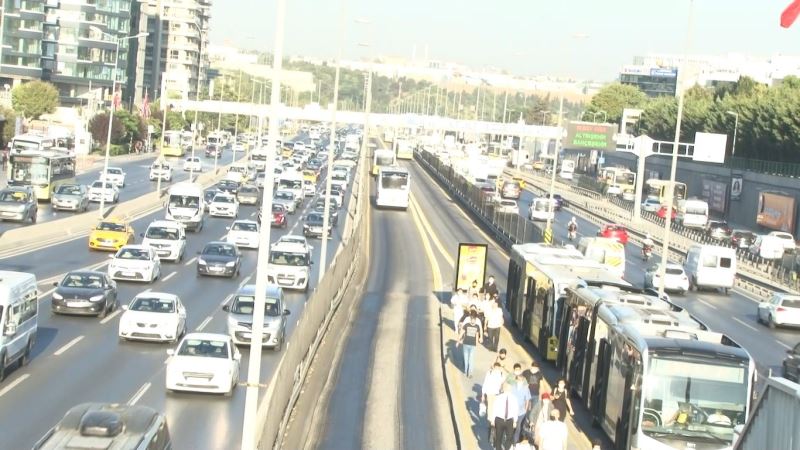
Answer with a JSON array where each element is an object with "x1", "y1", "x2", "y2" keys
[{"x1": 730, "y1": 156, "x2": 800, "y2": 178}]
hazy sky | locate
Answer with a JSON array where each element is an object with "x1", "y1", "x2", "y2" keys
[{"x1": 210, "y1": 0, "x2": 800, "y2": 80}]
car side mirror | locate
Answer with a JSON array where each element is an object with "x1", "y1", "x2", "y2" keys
[
  {"x1": 226, "y1": 226, "x2": 230, "y2": 230},
  {"x1": 283, "y1": 309, "x2": 291, "y2": 316},
  {"x1": 222, "y1": 305, "x2": 230, "y2": 312},
  {"x1": 166, "y1": 349, "x2": 175, "y2": 356},
  {"x1": 309, "y1": 260, "x2": 314, "y2": 265},
  {"x1": 108, "y1": 254, "x2": 115, "y2": 259}
]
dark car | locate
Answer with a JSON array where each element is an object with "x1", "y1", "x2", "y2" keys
[
  {"x1": 205, "y1": 144, "x2": 222, "y2": 158},
  {"x1": 0, "y1": 186, "x2": 37, "y2": 223},
  {"x1": 216, "y1": 179, "x2": 240, "y2": 195},
  {"x1": 51, "y1": 270, "x2": 118, "y2": 318},
  {"x1": 731, "y1": 229, "x2": 756, "y2": 249},
  {"x1": 196, "y1": 241, "x2": 241, "y2": 277},
  {"x1": 707, "y1": 220, "x2": 733, "y2": 241},
  {"x1": 306, "y1": 159, "x2": 322, "y2": 171},
  {"x1": 203, "y1": 188, "x2": 219, "y2": 211},
  {"x1": 303, "y1": 212, "x2": 331, "y2": 238},
  {"x1": 545, "y1": 193, "x2": 567, "y2": 210},
  {"x1": 784, "y1": 342, "x2": 800, "y2": 382},
  {"x1": 312, "y1": 203, "x2": 338, "y2": 227}
]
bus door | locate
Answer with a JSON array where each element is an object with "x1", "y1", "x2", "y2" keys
[
  {"x1": 592, "y1": 338, "x2": 612, "y2": 426},
  {"x1": 522, "y1": 276, "x2": 535, "y2": 344},
  {"x1": 568, "y1": 312, "x2": 591, "y2": 398},
  {"x1": 556, "y1": 302, "x2": 573, "y2": 370}
]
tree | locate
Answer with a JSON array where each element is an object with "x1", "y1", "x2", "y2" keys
[
  {"x1": 0, "y1": 106, "x2": 17, "y2": 147},
  {"x1": 11, "y1": 80, "x2": 59, "y2": 119},
  {"x1": 586, "y1": 83, "x2": 649, "y2": 125},
  {"x1": 88, "y1": 112, "x2": 125, "y2": 147}
]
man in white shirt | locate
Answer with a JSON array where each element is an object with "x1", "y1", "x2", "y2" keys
[
  {"x1": 451, "y1": 288, "x2": 466, "y2": 328},
  {"x1": 485, "y1": 301, "x2": 504, "y2": 351},
  {"x1": 536, "y1": 409, "x2": 568, "y2": 450},
  {"x1": 491, "y1": 383, "x2": 519, "y2": 450},
  {"x1": 482, "y1": 363, "x2": 505, "y2": 440}
]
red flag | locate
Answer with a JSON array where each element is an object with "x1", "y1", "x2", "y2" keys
[{"x1": 781, "y1": 0, "x2": 800, "y2": 28}]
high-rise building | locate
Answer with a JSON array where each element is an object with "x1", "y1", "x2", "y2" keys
[
  {"x1": 127, "y1": 0, "x2": 211, "y2": 106},
  {"x1": 0, "y1": 0, "x2": 137, "y2": 106}
]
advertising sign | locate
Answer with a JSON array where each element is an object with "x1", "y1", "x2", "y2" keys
[
  {"x1": 757, "y1": 192, "x2": 797, "y2": 233},
  {"x1": 692, "y1": 132, "x2": 728, "y2": 164},
  {"x1": 731, "y1": 176, "x2": 743, "y2": 201},
  {"x1": 701, "y1": 179, "x2": 728, "y2": 213},
  {"x1": 564, "y1": 122, "x2": 616, "y2": 151},
  {"x1": 454, "y1": 243, "x2": 488, "y2": 291},
  {"x1": 650, "y1": 67, "x2": 678, "y2": 78}
]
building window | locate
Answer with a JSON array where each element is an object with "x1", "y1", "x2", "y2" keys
[{"x1": 170, "y1": 50, "x2": 179, "y2": 59}]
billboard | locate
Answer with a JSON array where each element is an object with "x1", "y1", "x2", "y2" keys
[
  {"x1": 564, "y1": 122, "x2": 616, "y2": 151},
  {"x1": 454, "y1": 243, "x2": 488, "y2": 291},
  {"x1": 757, "y1": 192, "x2": 797, "y2": 233},
  {"x1": 692, "y1": 132, "x2": 728, "y2": 164},
  {"x1": 701, "y1": 179, "x2": 728, "y2": 213},
  {"x1": 650, "y1": 67, "x2": 678, "y2": 78}
]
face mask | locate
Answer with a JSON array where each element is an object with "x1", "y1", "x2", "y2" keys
[
  {"x1": 514, "y1": 370, "x2": 522, "y2": 376},
  {"x1": 558, "y1": 384, "x2": 565, "y2": 390}
]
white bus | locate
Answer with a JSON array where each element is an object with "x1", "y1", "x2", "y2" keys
[
  {"x1": 248, "y1": 150, "x2": 269, "y2": 172},
  {"x1": 559, "y1": 159, "x2": 576, "y2": 180},
  {"x1": 372, "y1": 148, "x2": 396, "y2": 176},
  {"x1": 165, "y1": 182, "x2": 205, "y2": 231},
  {"x1": 0, "y1": 271, "x2": 38, "y2": 382},
  {"x1": 376, "y1": 167, "x2": 410, "y2": 210}
]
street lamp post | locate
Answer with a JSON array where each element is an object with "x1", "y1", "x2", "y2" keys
[
  {"x1": 544, "y1": 93, "x2": 564, "y2": 240},
  {"x1": 540, "y1": 110, "x2": 550, "y2": 126},
  {"x1": 189, "y1": 19, "x2": 204, "y2": 182}
]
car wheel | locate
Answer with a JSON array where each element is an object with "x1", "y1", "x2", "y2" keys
[
  {"x1": 768, "y1": 315, "x2": 777, "y2": 329},
  {"x1": 30, "y1": 209, "x2": 37, "y2": 223},
  {"x1": 0, "y1": 352, "x2": 7, "y2": 382},
  {"x1": 273, "y1": 336, "x2": 283, "y2": 352},
  {"x1": 224, "y1": 380, "x2": 234, "y2": 397}
]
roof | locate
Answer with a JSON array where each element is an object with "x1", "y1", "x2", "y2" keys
[
  {"x1": 182, "y1": 332, "x2": 231, "y2": 342},
  {"x1": 100, "y1": 217, "x2": 128, "y2": 224},
  {"x1": 147, "y1": 220, "x2": 183, "y2": 229},
  {"x1": 232, "y1": 219, "x2": 258, "y2": 225},
  {"x1": 118, "y1": 244, "x2": 149, "y2": 251},
  {"x1": 237, "y1": 283, "x2": 283, "y2": 298},
  {"x1": 271, "y1": 241, "x2": 311, "y2": 253},
  {"x1": 0, "y1": 270, "x2": 36, "y2": 285},
  {"x1": 134, "y1": 291, "x2": 178, "y2": 300}
]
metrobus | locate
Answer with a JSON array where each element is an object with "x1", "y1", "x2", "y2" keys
[
  {"x1": 180, "y1": 131, "x2": 194, "y2": 150},
  {"x1": 376, "y1": 167, "x2": 410, "y2": 210},
  {"x1": 395, "y1": 138, "x2": 413, "y2": 160},
  {"x1": 8, "y1": 149, "x2": 76, "y2": 200},
  {"x1": 248, "y1": 150, "x2": 269, "y2": 171},
  {"x1": 10, "y1": 133, "x2": 71, "y2": 154},
  {"x1": 505, "y1": 243, "x2": 628, "y2": 361},
  {"x1": 162, "y1": 131, "x2": 185, "y2": 157},
  {"x1": 600, "y1": 167, "x2": 636, "y2": 196},
  {"x1": 372, "y1": 148, "x2": 396, "y2": 176},
  {"x1": 645, "y1": 179, "x2": 687, "y2": 205},
  {"x1": 559, "y1": 159, "x2": 576, "y2": 180},
  {"x1": 556, "y1": 284, "x2": 754, "y2": 450}
]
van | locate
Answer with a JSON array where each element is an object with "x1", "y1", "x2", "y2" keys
[
  {"x1": 33, "y1": 403, "x2": 171, "y2": 450},
  {"x1": 677, "y1": 199, "x2": 709, "y2": 229},
  {"x1": 277, "y1": 172, "x2": 304, "y2": 203},
  {"x1": 684, "y1": 245, "x2": 737, "y2": 294},
  {"x1": 226, "y1": 164, "x2": 249, "y2": 183},
  {"x1": 501, "y1": 181, "x2": 521, "y2": 200},
  {"x1": 528, "y1": 198, "x2": 556, "y2": 221},
  {"x1": 165, "y1": 182, "x2": 205, "y2": 232},
  {"x1": 223, "y1": 283, "x2": 290, "y2": 350},
  {"x1": 141, "y1": 220, "x2": 187, "y2": 262},
  {"x1": 749, "y1": 235, "x2": 785, "y2": 260},
  {"x1": 266, "y1": 240, "x2": 313, "y2": 292},
  {"x1": 0, "y1": 271, "x2": 37, "y2": 381},
  {"x1": 577, "y1": 237, "x2": 626, "y2": 279}
]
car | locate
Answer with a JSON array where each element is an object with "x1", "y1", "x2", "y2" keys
[
  {"x1": 216, "y1": 179, "x2": 240, "y2": 195},
  {"x1": 51, "y1": 270, "x2": 118, "y2": 317},
  {"x1": 501, "y1": 181, "x2": 521, "y2": 200},
  {"x1": 196, "y1": 241, "x2": 241, "y2": 277},
  {"x1": 544, "y1": 193, "x2": 567, "y2": 210},
  {"x1": 165, "y1": 333, "x2": 241, "y2": 395},
  {"x1": 88, "y1": 218, "x2": 135, "y2": 251},
  {"x1": 255, "y1": 171, "x2": 267, "y2": 189},
  {"x1": 303, "y1": 179, "x2": 316, "y2": 197},
  {"x1": 621, "y1": 189, "x2": 636, "y2": 202},
  {"x1": 101, "y1": 167, "x2": 126, "y2": 187},
  {"x1": 232, "y1": 142, "x2": 245, "y2": 152},
  {"x1": 88, "y1": 180, "x2": 119, "y2": 203},
  {"x1": 768, "y1": 231, "x2": 796, "y2": 252},
  {"x1": 532, "y1": 160, "x2": 545, "y2": 170},
  {"x1": 119, "y1": 292, "x2": 187, "y2": 343},
  {"x1": 273, "y1": 190, "x2": 298, "y2": 214},
  {"x1": 641, "y1": 198, "x2": 661, "y2": 212},
  {"x1": 312, "y1": 203, "x2": 338, "y2": 227},
  {"x1": 319, "y1": 188, "x2": 344, "y2": 209},
  {"x1": 149, "y1": 161, "x2": 173, "y2": 181},
  {"x1": 236, "y1": 184, "x2": 260, "y2": 206},
  {"x1": 598, "y1": 224, "x2": 629, "y2": 245},
  {"x1": 203, "y1": 188, "x2": 219, "y2": 211},
  {"x1": 783, "y1": 342, "x2": 800, "y2": 382},
  {"x1": 656, "y1": 205, "x2": 677, "y2": 220},
  {"x1": 314, "y1": 196, "x2": 342, "y2": 212},
  {"x1": 644, "y1": 263, "x2": 690, "y2": 294},
  {"x1": 303, "y1": 212, "x2": 332, "y2": 238},
  {"x1": 269, "y1": 204, "x2": 288, "y2": 228},
  {"x1": 496, "y1": 199, "x2": 520, "y2": 215},
  {"x1": 223, "y1": 284, "x2": 290, "y2": 349},
  {"x1": 0, "y1": 186, "x2": 37, "y2": 222},
  {"x1": 141, "y1": 220, "x2": 187, "y2": 262},
  {"x1": 706, "y1": 220, "x2": 733, "y2": 241},
  {"x1": 205, "y1": 144, "x2": 222, "y2": 158},
  {"x1": 275, "y1": 234, "x2": 312, "y2": 253},
  {"x1": 183, "y1": 157, "x2": 203, "y2": 172},
  {"x1": 209, "y1": 192, "x2": 239, "y2": 218},
  {"x1": 331, "y1": 173, "x2": 349, "y2": 191},
  {"x1": 757, "y1": 293, "x2": 800, "y2": 329},
  {"x1": 226, "y1": 219, "x2": 260, "y2": 249},
  {"x1": 731, "y1": 229, "x2": 756, "y2": 249},
  {"x1": 52, "y1": 184, "x2": 89, "y2": 212},
  {"x1": 108, "y1": 245, "x2": 162, "y2": 283}
]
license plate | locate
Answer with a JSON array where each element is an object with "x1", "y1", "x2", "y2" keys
[
  {"x1": 210, "y1": 266, "x2": 223, "y2": 272},
  {"x1": 240, "y1": 332, "x2": 252, "y2": 339},
  {"x1": 2, "y1": 212, "x2": 14, "y2": 216},
  {"x1": 67, "y1": 301, "x2": 88, "y2": 307},
  {"x1": 123, "y1": 271, "x2": 137, "y2": 277},
  {"x1": 158, "y1": 251, "x2": 170, "y2": 256}
]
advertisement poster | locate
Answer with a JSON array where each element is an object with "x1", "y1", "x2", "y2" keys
[
  {"x1": 455, "y1": 243, "x2": 488, "y2": 291},
  {"x1": 757, "y1": 192, "x2": 797, "y2": 233},
  {"x1": 701, "y1": 179, "x2": 728, "y2": 213},
  {"x1": 731, "y1": 176, "x2": 743, "y2": 201}
]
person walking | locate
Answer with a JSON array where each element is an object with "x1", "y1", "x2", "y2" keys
[
  {"x1": 491, "y1": 383, "x2": 519, "y2": 450},
  {"x1": 481, "y1": 362, "x2": 505, "y2": 441},
  {"x1": 530, "y1": 392, "x2": 553, "y2": 443},
  {"x1": 451, "y1": 288, "x2": 466, "y2": 329},
  {"x1": 483, "y1": 275, "x2": 500, "y2": 298},
  {"x1": 551, "y1": 379, "x2": 575, "y2": 422},
  {"x1": 468, "y1": 279, "x2": 481, "y2": 298},
  {"x1": 458, "y1": 312, "x2": 483, "y2": 377},
  {"x1": 535, "y1": 409, "x2": 568, "y2": 450},
  {"x1": 495, "y1": 348, "x2": 510, "y2": 374},
  {"x1": 510, "y1": 364, "x2": 532, "y2": 443},
  {"x1": 485, "y1": 301, "x2": 504, "y2": 351},
  {"x1": 523, "y1": 361, "x2": 544, "y2": 411}
]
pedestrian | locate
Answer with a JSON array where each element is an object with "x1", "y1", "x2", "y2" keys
[
  {"x1": 481, "y1": 362, "x2": 505, "y2": 441},
  {"x1": 535, "y1": 409, "x2": 568, "y2": 450},
  {"x1": 591, "y1": 440, "x2": 602, "y2": 450},
  {"x1": 495, "y1": 348, "x2": 509, "y2": 374},
  {"x1": 490, "y1": 383, "x2": 519, "y2": 450},
  {"x1": 458, "y1": 304, "x2": 483, "y2": 330},
  {"x1": 512, "y1": 437, "x2": 533, "y2": 450},
  {"x1": 485, "y1": 301, "x2": 504, "y2": 351},
  {"x1": 479, "y1": 292, "x2": 493, "y2": 328},
  {"x1": 468, "y1": 279, "x2": 481, "y2": 298},
  {"x1": 551, "y1": 378, "x2": 575, "y2": 422},
  {"x1": 523, "y1": 361, "x2": 544, "y2": 408},
  {"x1": 451, "y1": 288, "x2": 466, "y2": 328},
  {"x1": 510, "y1": 364, "x2": 532, "y2": 443},
  {"x1": 484, "y1": 275, "x2": 500, "y2": 298},
  {"x1": 458, "y1": 311, "x2": 482, "y2": 377},
  {"x1": 530, "y1": 392, "x2": 553, "y2": 442}
]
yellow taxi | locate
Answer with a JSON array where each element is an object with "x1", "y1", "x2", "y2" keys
[
  {"x1": 88, "y1": 217, "x2": 135, "y2": 251},
  {"x1": 281, "y1": 147, "x2": 293, "y2": 159},
  {"x1": 532, "y1": 160, "x2": 545, "y2": 170},
  {"x1": 512, "y1": 176, "x2": 526, "y2": 189},
  {"x1": 303, "y1": 169, "x2": 318, "y2": 185}
]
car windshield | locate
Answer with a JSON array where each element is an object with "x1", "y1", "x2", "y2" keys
[
  {"x1": 117, "y1": 248, "x2": 150, "y2": 260},
  {"x1": 61, "y1": 273, "x2": 104, "y2": 288},
  {"x1": 130, "y1": 297, "x2": 176, "y2": 313},
  {"x1": 97, "y1": 222, "x2": 126, "y2": 232},
  {"x1": 666, "y1": 267, "x2": 684, "y2": 275},
  {"x1": 56, "y1": 185, "x2": 81, "y2": 195},
  {"x1": 272, "y1": 205, "x2": 286, "y2": 213},
  {"x1": 146, "y1": 226, "x2": 180, "y2": 240},
  {"x1": 106, "y1": 168, "x2": 122, "y2": 175},
  {"x1": 177, "y1": 339, "x2": 229, "y2": 359},
  {"x1": 92, "y1": 181, "x2": 113, "y2": 189},
  {"x1": 239, "y1": 187, "x2": 257, "y2": 195},
  {"x1": 0, "y1": 190, "x2": 29, "y2": 202},
  {"x1": 213, "y1": 195, "x2": 235, "y2": 204},
  {"x1": 203, "y1": 244, "x2": 237, "y2": 257},
  {"x1": 275, "y1": 192, "x2": 292, "y2": 201},
  {"x1": 232, "y1": 222, "x2": 258, "y2": 232},
  {"x1": 169, "y1": 195, "x2": 199, "y2": 208},
  {"x1": 306, "y1": 214, "x2": 324, "y2": 224},
  {"x1": 279, "y1": 179, "x2": 302, "y2": 189},
  {"x1": 204, "y1": 190, "x2": 218, "y2": 201},
  {"x1": 229, "y1": 296, "x2": 281, "y2": 316}
]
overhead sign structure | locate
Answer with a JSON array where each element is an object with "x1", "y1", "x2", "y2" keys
[
  {"x1": 692, "y1": 132, "x2": 728, "y2": 164},
  {"x1": 564, "y1": 121, "x2": 617, "y2": 151},
  {"x1": 454, "y1": 243, "x2": 488, "y2": 292}
]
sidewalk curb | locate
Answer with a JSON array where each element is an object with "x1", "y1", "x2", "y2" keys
[{"x1": 439, "y1": 303, "x2": 476, "y2": 450}]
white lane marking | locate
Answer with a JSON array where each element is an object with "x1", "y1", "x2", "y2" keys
[
  {"x1": 197, "y1": 315, "x2": 212, "y2": 331},
  {"x1": 732, "y1": 317, "x2": 758, "y2": 332},
  {"x1": 696, "y1": 298, "x2": 718, "y2": 310},
  {"x1": 219, "y1": 234, "x2": 227, "y2": 240},
  {"x1": 99, "y1": 309, "x2": 122, "y2": 325},
  {"x1": 775, "y1": 339, "x2": 793, "y2": 350},
  {"x1": 141, "y1": 288, "x2": 152, "y2": 294},
  {"x1": 250, "y1": 212, "x2": 256, "y2": 217},
  {"x1": 54, "y1": 336, "x2": 84, "y2": 356},
  {"x1": 238, "y1": 275, "x2": 252, "y2": 288},
  {"x1": 184, "y1": 256, "x2": 198, "y2": 266},
  {"x1": 127, "y1": 382, "x2": 151, "y2": 406},
  {"x1": 162, "y1": 271, "x2": 176, "y2": 282},
  {"x1": 164, "y1": 357, "x2": 171, "y2": 365},
  {"x1": 39, "y1": 288, "x2": 56, "y2": 300},
  {"x1": 221, "y1": 294, "x2": 234, "y2": 306},
  {"x1": 0, "y1": 374, "x2": 30, "y2": 397}
]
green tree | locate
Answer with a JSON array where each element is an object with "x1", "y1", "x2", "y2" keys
[
  {"x1": 88, "y1": 112, "x2": 125, "y2": 148},
  {"x1": 0, "y1": 106, "x2": 17, "y2": 147},
  {"x1": 11, "y1": 80, "x2": 59, "y2": 119},
  {"x1": 586, "y1": 83, "x2": 649, "y2": 125}
]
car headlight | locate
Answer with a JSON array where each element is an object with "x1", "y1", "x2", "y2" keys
[
  {"x1": 198, "y1": 258, "x2": 207, "y2": 265},
  {"x1": 225, "y1": 261, "x2": 236, "y2": 267},
  {"x1": 89, "y1": 295, "x2": 105, "y2": 302},
  {"x1": 52, "y1": 292, "x2": 63, "y2": 300}
]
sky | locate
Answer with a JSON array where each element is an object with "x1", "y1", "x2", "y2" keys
[{"x1": 210, "y1": 0, "x2": 800, "y2": 81}]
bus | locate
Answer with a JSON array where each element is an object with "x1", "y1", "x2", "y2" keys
[
  {"x1": 8, "y1": 149, "x2": 76, "y2": 201},
  {"x1": 559, "y1": 159, "x2": 576, "y2": 180},
  {"x1": 10, "y1": 133, "x2": 69, "y2": 154},
  {"x1": 505, "y1": 243, "x2": 627, "y2": 361},
  {"x1": 207, "y1": 132, "x2": 228, "y2": 148},
  {"x1": 248, "y1": 150, "x2": 268, "y2": 171},
  {"x1": 376, "y1": 167, "x2": 410, "y2": 210},
  {"x1": 600, "y1": 167, "x2": 636, "y2": 196},
  {"x1": 557, "y1": 284, "x2": 754, "y2": 450},
  {"x1": 645, "y1": 179, "x2": 687, "y2": 205},
  {"x1": 162, "y1": 131, "x2": 185, "y2": 157},
  {"x1": 372, "y1": 148, "x2": 396, "y2": 176},
  {"x1": 395, "y1": 137, "x2": 413, "y2": 160}
]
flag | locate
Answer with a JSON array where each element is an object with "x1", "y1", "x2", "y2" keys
[
  {"x1": 112, "y1": 88, "x2": 121, "y2": 110},
  {"x1": 140, "y1": 92, "x2": 151, "y2": 120},
  {"x1": 781, "y1": 0, "x2": 800, "y2": 28}
]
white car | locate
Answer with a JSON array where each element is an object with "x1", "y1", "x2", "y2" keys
[
  {"x1": 641, "y1": 198, "x2": 661, "y2": 212},
  {"x1": 303, "y1": 180, "x2": 316, "y2": 197},
  {"x1": 768, "y1": 231, "x2": 796, "y2": 252},
  {"x1": 255, "y1": 172, "x2": 267, "y2": 189},
  {"x1": 275, "y1": 234, "x2": 313, "y2": 254},
  {"x1": 88, "y1": 180, "x2": 119, "y2": 203},
  {"x1": 141, "y1": 220, "x2": 187, "y2": 262},
  {"x1": 101, "y1": 167, "x2": 126, "y2": 188},
  {"x1": 119, "y1": 292, "x2": 187, "y2": 343},
  {"x1": 226, "y1": 220, "x2": 260, "y2": 249},
  {"x1": 757, "y1": 293, "x2": 800, "y2": 329},
  {"x1": 165, "y1": 333, "x2": 241, "y2": 395},
  {"x1": 232, "y1": 143, "x2": 245, "y2": 153},
  {"x1": 183, "y1": 157, "x2": 203, "y2": 172},
  {"x1": 149, "y1": 162, "x2": 173, "y2": 181},
  {"x1": 496, "y1": 199, "x2": 519, "y2": 215},
  {"x1": 644, "y1": 263, "x2": 690, "y2": 294},
  {"x1": 209, "y1": 193, "x2": 239, "y2": 218},
  {"x1": 108, "y1": 245, "x2": 161, "y2": 283}
]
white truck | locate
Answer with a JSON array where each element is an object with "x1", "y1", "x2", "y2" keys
[{"x1": 266, "y1": 240, "x2": 312, "y2": 292}]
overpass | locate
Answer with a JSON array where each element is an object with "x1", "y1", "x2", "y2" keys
[{"x1": 174, "y1": 99, "x2": 562, "y2": 139}]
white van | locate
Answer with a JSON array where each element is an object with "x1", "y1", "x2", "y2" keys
[
  {"x1": 226, "y1": 164, "x2": 249, "y2": 184},
  {"x1": 677, "y1": 199, "x2": 709, "y2": 229},
  {"x1": 165, "y1": 182, "x2": 205, "y2": 232},
  {"x1": 749, "y1": 235, "x2": 786, "y2": 260},
  {"x1": 266, "y1": 241, "x2": 313, "y2": 292},
  {"x1": 0, "y1": 271, "x2": 38, "y2": 381},
  {"x1": 684, "y1": 245, "x2": 737, "y2": 294},
  {"x1": 528, "y1": 198, "x2": 556, "y2": 221},
  {"x1": 578, "y1": 237, "x2": 626, "y2": 279},
  {"x1": 141, "y1": 220, "x2": 187, "y2": 262}
]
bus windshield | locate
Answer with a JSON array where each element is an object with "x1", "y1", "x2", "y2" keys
[
  {"x1": 381, "y1": 172, "x2": 409, "y2": 190},
  {"x1": 10, "y1": 156, "x2": 49, "y2": 184}
]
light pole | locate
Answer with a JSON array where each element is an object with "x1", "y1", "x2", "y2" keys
[
  {"x1": 726, "y1": 110, "x2": 739, "y2": 157},
  {"x1": 95, "y1": 28, "x2": 149, "y2": 218},
  {"x1": 189, "y1": 19, "x2": 204, "y2": 182},
  {"x1": 540, "y1": 110, "x2": 550, "y2": 126}
]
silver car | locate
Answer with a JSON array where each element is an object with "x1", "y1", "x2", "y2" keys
[
  {"x1": 273, "y1": 190, "x2": 297, "y2": 214},
  {"x1": 223, "y1": 284, "x2": 290, "y2": 350},
  {"x1": 0, "y1": 186, "x2": 37, "y2": 222},
  {"x1": 52, "y1": 184, "x2": 89, "y2": 212}
]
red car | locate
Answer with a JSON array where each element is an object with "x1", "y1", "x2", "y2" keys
[
  {"x1": 598, "y1": 224, "x2": 629, "y2": 245},
  {"x1": 263, "y1": 204, "x2": 287, "y2": 228},
  {"x1": 657, "y1": 205, "x2": 677, "y2": 220}
]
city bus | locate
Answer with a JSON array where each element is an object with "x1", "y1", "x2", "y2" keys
[
  {"x1": 248, "y1": 150, "x2": 269, "y2": 171},
  {"x1": 372, "y1": 148, "x2": 396, "y2": 176},
  {"x1": 505, "y1": 243, "x2": 627, "y2": 361},
  {"x1": 559, "y1": 159, "x2": 576, "y2": 180},
  {"x1": 375, "y1": 166, "x2": 410, "y2": 210},
  {"x1": 600, "y1": 167, "x2": 636, "y2": 196},
  {"x1": 646, "y1": 179, "x2": 687, "y2": 205},
  {"x1": 10, "y1": 133, "x2": 67, "y2": 154},
  {"x1": 395, "y1": 137, "x2": 413, "y2": 160},
  {"x1": 162, "y1": 131, "x2": 185, "y2": 157},
  {"x1": 8, "y1": 149, "x2": 76, "y2": 201}
]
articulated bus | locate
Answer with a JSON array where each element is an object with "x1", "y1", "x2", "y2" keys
[
  {"x1": 558, "y1": 284, "x2": 754, "y2": 450},
  {"x1": 600, "y1": 167, "x2": 636, "y2": 196},
  {"x1": 8, "y1": 149, "x2": 76, "y2": 201},
  {"x1": 162, "y1": 131, "x2": 185, "y2": 157},
  {"x1": 395, "y1": 137, "x2": 413, "y2": 160},
  {"x1": 506, "y1": 243, "x2": 628, "y2": 361},
  {"x1": 376, "y1": 166, "x2": 410, "y2": 210},
  {"x1": 645, "y1": 179, "x2": 687, "y2": 205},
  {"x1": 372, "y1": 148, "x2": 396, "y2": 176}
]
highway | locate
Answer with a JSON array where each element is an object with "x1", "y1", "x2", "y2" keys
[{"x1": 0, "y1": 135, "x2": 354, "y2": 449}]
